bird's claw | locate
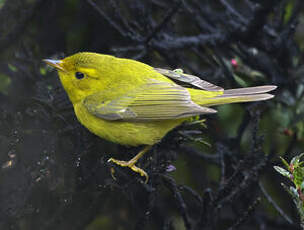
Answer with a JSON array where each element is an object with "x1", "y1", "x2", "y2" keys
[{"x1": 108, "y1": 157, "x2": 149, "y2": 183}]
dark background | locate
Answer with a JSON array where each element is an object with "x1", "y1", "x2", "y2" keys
[{"x1": 0, "y1": 0, "x2": 304, "y2": 229}]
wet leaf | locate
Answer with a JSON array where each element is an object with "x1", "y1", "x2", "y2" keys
[{"x1": 274, "y1": 166, "x2": 291, "y2": 178}]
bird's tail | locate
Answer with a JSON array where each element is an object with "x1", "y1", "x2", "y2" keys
[{"x1": 190, "y1": 85, "x2": 277, "y2": 107}]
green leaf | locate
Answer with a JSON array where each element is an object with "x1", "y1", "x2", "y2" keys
[
  {"x1": 281, "y1": 183, "x2": 294, "y2": 196},
  {"x1": 293, "y1": 167, "x2": 304, "y2": 188},
  {"x1": 8, "y1": 64, "x2": 17, "y2": 72},
  {"x1": 291, "y1": 153, "x2": 304, "y2": 166},
  {"x1": 194, "y1": 137, "x2": 211, "y2": 147},
  {"x1": 280, "y1": 156, "x2": 290, "y2": 169},
  {"x1": 0, "y1": 73, "x2": 11, "y2": 95},
  {"x1": 289, "y1": 186, "x2": 299, "y2": 199},
  {"x1": 284, "y1": 1, "x2": 294, "y2": 24},
  {"x1": 0, "y1": 0, "x2": 6, "y2": 9},
  {"x1": 274, "y1": 166, "x2": 291, "y2": 178},
  {"x1": 40, "y1": 67, "x2": 47, "y2": 75},
  {"x1": 233, "y1": 74, "x2": 248, "y2": 87},
  {"x1": 296, "y1": 84, "x2": 304, "y2": 99},
  {"x1": 250, "y1": 70, "x2": 264, "y2": 78},
  {"x1": 173, "y1": 68, "x2": 183, "y2": 74}
]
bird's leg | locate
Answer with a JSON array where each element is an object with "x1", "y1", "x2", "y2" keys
[{"x1": 108, "y1": 145, "x2": 152, "y2": 183}]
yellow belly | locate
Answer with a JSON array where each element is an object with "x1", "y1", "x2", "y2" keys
[{"x1": 74, "y1": 103, "x2": 183, "y2": 146}]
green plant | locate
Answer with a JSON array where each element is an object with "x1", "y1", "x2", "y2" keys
[{"x1": 274, "y1": 153, "x2": 304, "y2": 228}]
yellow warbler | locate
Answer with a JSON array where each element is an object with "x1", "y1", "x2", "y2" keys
[{"x1": 44, "y1": 52, "x2": 276, "y2": 182}]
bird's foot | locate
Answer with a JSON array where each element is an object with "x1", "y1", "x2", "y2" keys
[{"x1": 108, "y1": 158, "x2": 149, "y2": 183}]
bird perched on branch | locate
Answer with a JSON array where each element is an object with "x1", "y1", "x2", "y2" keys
[{"x1": 44, "y1": 52, "x2": 276, "y2": 183}]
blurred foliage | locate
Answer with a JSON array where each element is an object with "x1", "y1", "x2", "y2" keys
[
  {"x1": 0, "y1": 0, "x2": 304, "y2": 230},
  {"x1": 274, "y1": 153, "x2": 304, "y2": 228}
]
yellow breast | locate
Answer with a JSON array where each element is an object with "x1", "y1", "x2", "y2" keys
[{"x1": 74, "y1": 103, "x2": 183, "y2": 146}]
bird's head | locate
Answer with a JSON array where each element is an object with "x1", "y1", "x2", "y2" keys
[{"x1": 43, "y1": 52, "x2": 112, "y2": 104}]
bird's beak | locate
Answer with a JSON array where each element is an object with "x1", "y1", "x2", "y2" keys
[{"x1": 43, "y1": 59, "x2": 65, "y2": 71}]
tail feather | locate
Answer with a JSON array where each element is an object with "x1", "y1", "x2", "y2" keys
[
  {"x1": 223, "y1": 85, "x2": 277, "y2": 96},
  {"x1": 202, "y1": 93, "x2": 274, "y2": 106},
  {"x1": 190, "y1": 85, "x2": 277, "y2": 107}
]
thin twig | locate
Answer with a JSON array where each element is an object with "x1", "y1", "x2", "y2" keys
[
  {"x1": 227, "y1": 197, "x2": 261, "y2": 230},
  {"x1": 162, "y1": 175, "x2": 192, "y2": 230},
  {"x1": 259, "y1": 182, "x2": 293, "y2": 224},
  {"x1": 145, "y1": 0, "x2": 181, "y2": 43}
]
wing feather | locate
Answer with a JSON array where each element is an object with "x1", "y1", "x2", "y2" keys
[
  {"x1": 154, "y1": 68, "x2": 223, "y2": 91},
  {"x1": 83, "y1": 81, "x2": 216, "y2": 121}
]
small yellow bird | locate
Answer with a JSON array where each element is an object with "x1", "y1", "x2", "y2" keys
[{"x1": 44, "y1": 52, "x2": 276, "y2": 183}]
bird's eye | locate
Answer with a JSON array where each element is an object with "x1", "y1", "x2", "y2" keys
[{"x1": 75, "y1": 72, "x2": 85, "y2": 80}]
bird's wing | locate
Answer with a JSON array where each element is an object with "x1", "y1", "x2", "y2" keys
[
  {"x1": 83, "y1": 81, "x2": 217, "y2": 121},
  {"x1": 154, "y1": 68, "x2": 223, "y2": 92}
]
